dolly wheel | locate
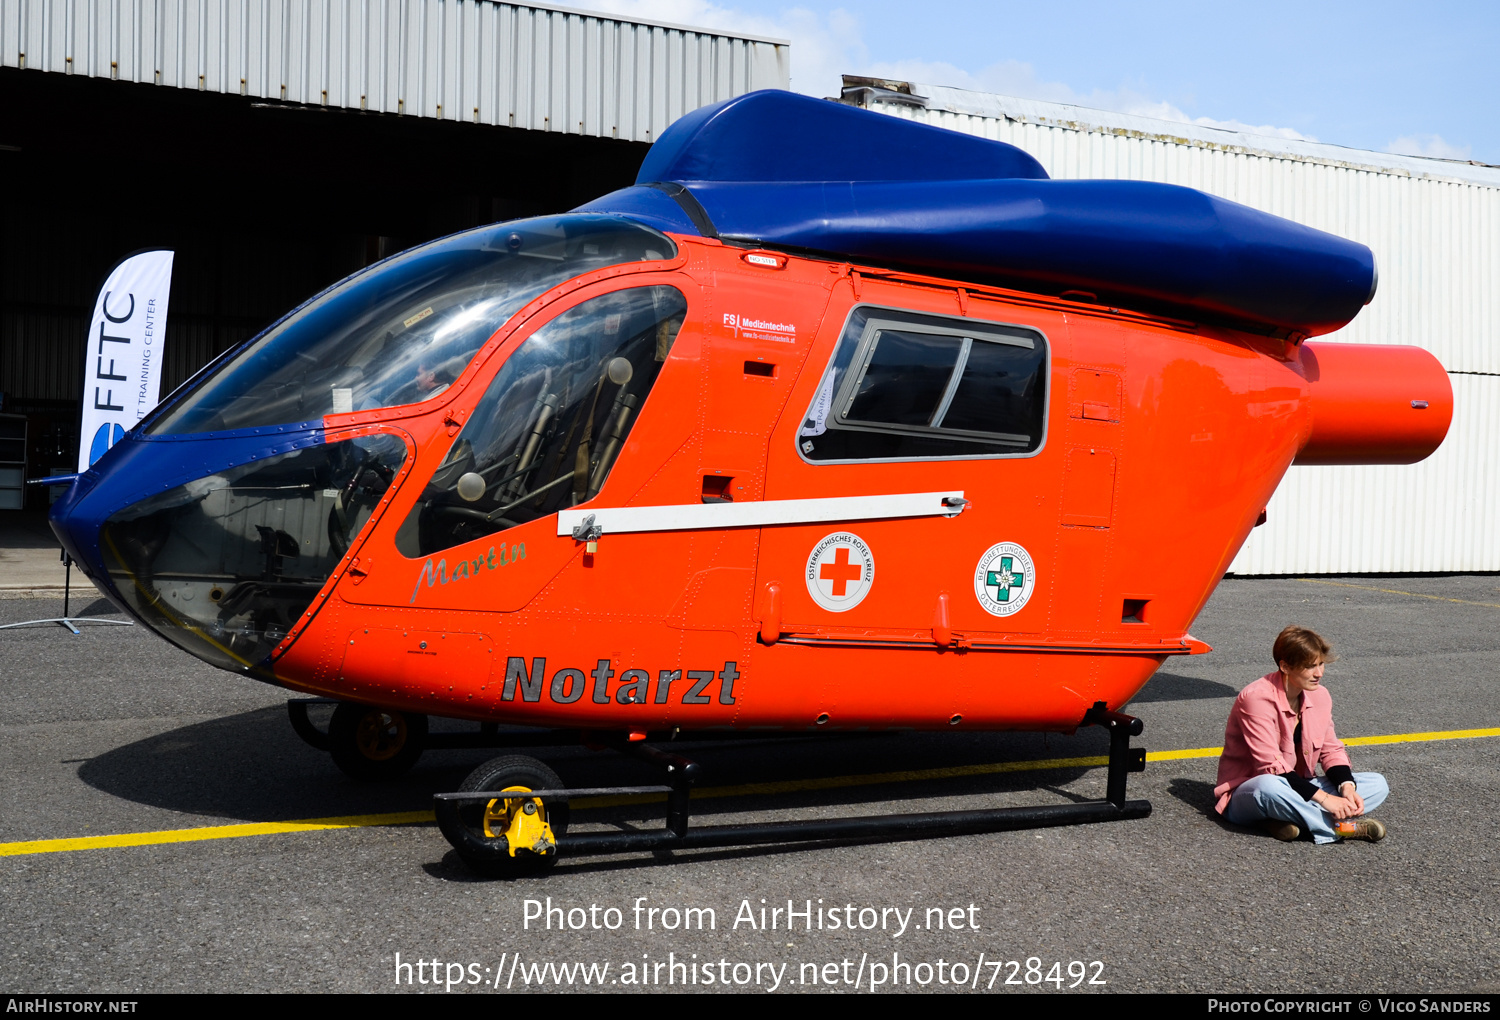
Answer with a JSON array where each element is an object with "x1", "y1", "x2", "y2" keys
[
  {"x1": 328, "y1": 702, "x2": 428, "y2": 781},
  {"x1": 436, "y1": 755, "x2": 570, "y2": 878}
]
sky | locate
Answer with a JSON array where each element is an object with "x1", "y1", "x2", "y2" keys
[{"x1": 586, "y1": 0, "x2": 1500, "y2": 164}]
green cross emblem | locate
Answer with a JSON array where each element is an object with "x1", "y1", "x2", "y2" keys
[{"x1": 986, "y1": 557, "x2": 1025, "y2": 602}]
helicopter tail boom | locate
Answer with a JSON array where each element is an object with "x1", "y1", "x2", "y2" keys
[{"x1": 1295, "y1": 341, "x2": 1453, "y2": 465}]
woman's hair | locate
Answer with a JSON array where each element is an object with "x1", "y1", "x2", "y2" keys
[{"x1": 1273, "y1": 625, "x2": 1336, "y2": 670}]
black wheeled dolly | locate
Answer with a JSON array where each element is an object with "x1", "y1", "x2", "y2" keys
[{"x1": 433, "y1": 701, "x2": 1151, "y2": 874}]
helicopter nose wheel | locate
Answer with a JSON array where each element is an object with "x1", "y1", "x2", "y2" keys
[
  {"x1": 435, "y1": 755, "x2": 571, "y2": 878},
  {"x1": 328, "y1": 701, "x2": 429, "y2": 781}
]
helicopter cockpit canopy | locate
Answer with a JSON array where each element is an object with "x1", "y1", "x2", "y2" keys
[{"x1": 145, "y1": 215, "x2": 677, "y2": 435}]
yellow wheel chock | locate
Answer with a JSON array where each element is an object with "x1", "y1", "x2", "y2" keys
[{"x1": 482, "y1": 786, "x2": 558, "y2": 857}]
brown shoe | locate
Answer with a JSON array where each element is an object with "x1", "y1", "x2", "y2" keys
[
  {"x1": 1260, "y1": 819, "x2": 1301, "y2": 841},
  {"x1": 1334, "y1": 817, "x2": 1387, "y2": 842}
]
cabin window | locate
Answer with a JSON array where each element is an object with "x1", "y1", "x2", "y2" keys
[
  {"x1": 146, "y1": 215, "x2": 676, "y2": 435},
  {"x1": 395, "y1": 286, "x2": 687, "y2": 558},
  {"x1": 798, "y1": 306, "x2": 1047, "y2": 462}
]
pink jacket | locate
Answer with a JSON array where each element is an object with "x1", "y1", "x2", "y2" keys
[{"x1": 1213, "y1": 673, "x2": 1352, "y2": 814}]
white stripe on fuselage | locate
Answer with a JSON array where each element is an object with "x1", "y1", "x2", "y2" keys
[{"x1": 555, "y1": 490, "x2": 965, "y2": 537}]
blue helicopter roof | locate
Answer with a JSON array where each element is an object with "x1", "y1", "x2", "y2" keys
[
  {"x1": 635, "y1": 90, "x2": 1050, "y2": 184},
  {"x1": 577, "y1": 91, "x2": 1377, "y2": 337}
]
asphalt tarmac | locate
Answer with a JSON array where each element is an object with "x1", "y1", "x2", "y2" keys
[{"x1": 1, "y1": 575, "x2": 1497, "y2": 994}]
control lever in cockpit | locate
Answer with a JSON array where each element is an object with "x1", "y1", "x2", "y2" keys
[{"x1": 499, "y1": 392, "x2": 560, "y2": 502}]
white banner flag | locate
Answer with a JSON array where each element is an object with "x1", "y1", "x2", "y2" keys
[{"x1": 78, "y1": 249, "x2": 174, "y2": 471}]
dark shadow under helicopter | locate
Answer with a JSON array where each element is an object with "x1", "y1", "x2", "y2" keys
[
  {"x1": 1127, "y1": 671, "x2": 1238, "y2": 703},
  {"x1": 75, "y1": 705, "x2": 1139, "y2": 828}
]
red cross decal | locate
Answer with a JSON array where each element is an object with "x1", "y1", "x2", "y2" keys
[{"x1": 818, "y1": 546, "x2": 863, "y2": 596}]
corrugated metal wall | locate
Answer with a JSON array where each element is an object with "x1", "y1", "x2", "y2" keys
[
  {"x1": 1242, "y1": 374, "x2": 1500, "y2": 574},
  {"x1": 0, "y1": 0, "x2": 789, "y2": 142},
  {"x1": 852, "y1": 81, "x2": 1500, "y2": 574}
]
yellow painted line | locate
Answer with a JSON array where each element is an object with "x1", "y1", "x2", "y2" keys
[
  {"x1": 3, "y1": 727, "x2": 1496, "y2": 859},
  {"x1": 0, "y1": 811, "x2": 434, "y2": 858},
  {"x1": 578, "y1": 728, "x2": 1496, "y2": 806},
  {"x1": 1345, "y1": 727, "x2": 1500, "y2": 746},
  {"x1": 573, "y1": 745, "x2": 1238, "y2": 806},
  {"x1": 1298, "y1": 577, "x2": 1500, "y2": 610},
  {"x1": 1145, "y1": 745, "x2": 1224, "y2": 762}
]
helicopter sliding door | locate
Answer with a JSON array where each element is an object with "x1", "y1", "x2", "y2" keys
[{"x1": 752, "y1": 278, "x2": 1065, "y2": 726}]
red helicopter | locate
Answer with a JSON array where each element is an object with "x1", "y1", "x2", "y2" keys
[{"x1": 51, "y1": 92, "x2": 1452, "y2": 875}]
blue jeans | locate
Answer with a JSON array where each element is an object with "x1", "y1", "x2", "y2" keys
[{"x1": 1224, "y1": 772, "x2": 1390, "y2": 844}]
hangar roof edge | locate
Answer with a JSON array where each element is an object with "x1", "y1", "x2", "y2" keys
[
  {"x1": 1, "y1": 0, "x2": 789, "y2": 145},
  {"x1": 842, "y1": 77, "x2": 1500, "y2": 191},
  {"x1": 523, "y1": 1, "x2": 790, "y2": 46}
]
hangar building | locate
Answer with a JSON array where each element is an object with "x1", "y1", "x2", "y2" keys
[
  {"x1": 1, "y1": 5, "x2": 1488, "y2": 578},
  {"x1": 0, "y1": 0, "x2": 786, "y2": 509},
  {"x1": 842, "y1": 76, "x2": 1500, "y2": 575}
]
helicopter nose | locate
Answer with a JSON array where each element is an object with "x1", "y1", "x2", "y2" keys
[
  {"x1": 45, "y1": 428, "x2": 410, "y2": 679},
  {"x1": 48, "y1": 464, "x2": 116, "y2": 602}
]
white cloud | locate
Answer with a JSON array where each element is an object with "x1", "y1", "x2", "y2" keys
[
  {"x1": 861, "y1": 56, "x2": 1315, "y2": 140},
  {"x1": 583, "y1": 2, "x2": 1313, "y2": 138},
  {"x1": 1386, "y1": 133, "x2": 1472, "y2": 161}
]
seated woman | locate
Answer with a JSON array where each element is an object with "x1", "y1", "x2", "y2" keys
[{"x1": 1214, "y1": 625, "x2": 1389, "y2": 843}]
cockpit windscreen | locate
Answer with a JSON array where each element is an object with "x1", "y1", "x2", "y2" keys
[{"x1": 145, "y1": 215, "x2": 676, "y2": 435}]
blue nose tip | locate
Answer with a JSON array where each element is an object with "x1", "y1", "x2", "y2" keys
[{"x1": 48, "y1": 464, "x2": 109, "y2": 595}]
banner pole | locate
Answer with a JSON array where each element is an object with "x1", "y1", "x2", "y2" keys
[
  {"x1": 3, "y1": 247, "x2": 171, "y2": 639},
  {"x1": 0, "y1": 548, "x2": 132, "y2": 635}
]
